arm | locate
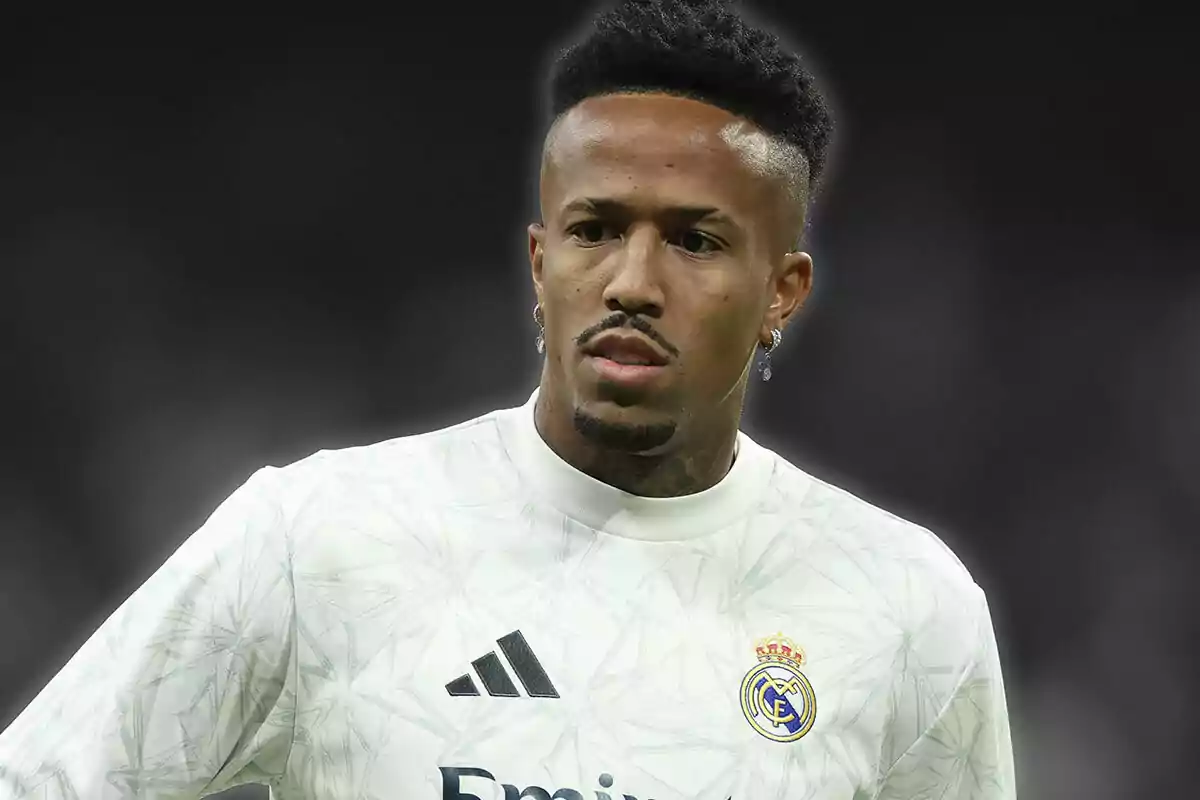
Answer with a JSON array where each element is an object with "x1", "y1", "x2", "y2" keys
[
  {"x1": 0, "y1": 467, "x2": 298, "y2": 800},
  {"x1": 874, "y1": 586, "x2": 1016, "y2": 800}
]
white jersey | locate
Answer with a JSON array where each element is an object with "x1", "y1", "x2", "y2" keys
[{"x1": 0, "y1": 390, "x2": 1015, "y2": 799}]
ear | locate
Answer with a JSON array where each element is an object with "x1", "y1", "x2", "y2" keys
[
  {"x1": 761, "y1": 250, "x2": 813, "y2": 344},
  {"x1": 529, "y1": 222, "x2": 546, "y2": 301}
]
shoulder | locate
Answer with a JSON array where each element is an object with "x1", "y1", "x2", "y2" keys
[
  {"x1": 767, "y1": 450, "x2": 975, "y2": 577},
  {"x1": 260, "y1": 403, "x2": 517, "y2": 518},
  {"x1": 761, "y1": 446, "x2": 988, "y2": 637}
]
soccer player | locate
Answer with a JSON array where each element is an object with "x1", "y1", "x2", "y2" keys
[{"x1": 0, "y1": 1, "x2": 1015, "y2": 798}]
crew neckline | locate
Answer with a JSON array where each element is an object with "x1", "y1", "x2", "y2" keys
[{"x1": 495, "y1": 389, "x2": 775, "y2": 542}]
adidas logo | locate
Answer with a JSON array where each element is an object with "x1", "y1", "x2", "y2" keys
[{"x1": 445, "y1": 629, "x2": 559, "y2": 699}]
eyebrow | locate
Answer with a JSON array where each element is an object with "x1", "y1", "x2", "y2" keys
[{"x1": 561, "y1": 197, "x2": 738, "y2": 227}]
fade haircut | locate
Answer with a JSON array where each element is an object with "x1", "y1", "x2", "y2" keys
[{"x1": 543, "y1": 0, "x2": 835, "y2": 223}]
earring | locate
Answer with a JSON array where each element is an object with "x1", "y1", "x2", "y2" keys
[
  {"x1": 761, "y1": 328, "x2": 782, "y2": 381},
  {"x1": 533, "y1": 303, "x2": 545, "y2": 354}
]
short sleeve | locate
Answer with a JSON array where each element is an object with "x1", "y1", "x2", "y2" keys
[
  {"x1": 874, "y1": 586, "x2": 1016, "y2": 799},
  {"x1": 0, "y1": 466, "x2": 298, "y2": 800}
]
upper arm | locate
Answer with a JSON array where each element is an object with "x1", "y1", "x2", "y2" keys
[
  {"x1": 0, "y1": 467, "x2": 299, "y2": 800},
  {"x1": 873, "y1": 585, "x2": 1016, "y2": 800}
]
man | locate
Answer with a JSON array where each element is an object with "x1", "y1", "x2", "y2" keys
[{"x1": 0, "y1": 0, "x2": 1015, "y2": 798}]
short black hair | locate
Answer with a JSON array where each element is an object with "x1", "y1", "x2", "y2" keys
[{"x1": 545, "y1": 0, "x2": 835, "y2": 197}]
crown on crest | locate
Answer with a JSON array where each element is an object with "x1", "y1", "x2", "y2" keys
[{"x1": 754, "y1": 632, "x2": 805, "y2": 666}]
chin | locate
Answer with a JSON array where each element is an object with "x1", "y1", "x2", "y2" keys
[{"x1": 570, "y1": 401, "x2": 678, "y2": 454}]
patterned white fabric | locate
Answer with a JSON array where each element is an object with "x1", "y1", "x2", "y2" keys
[{"x1": 0, "y1": 390, "x2": 1014, "y2": 799}]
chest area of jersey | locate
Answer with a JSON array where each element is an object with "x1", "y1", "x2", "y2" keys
[{"x1": 287, "y1": 513, "x2": 885, "y2": 798}]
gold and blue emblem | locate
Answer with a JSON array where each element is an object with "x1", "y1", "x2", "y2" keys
[{"x1": 739, "y1": 632, "x2": 817, "y2": 742}]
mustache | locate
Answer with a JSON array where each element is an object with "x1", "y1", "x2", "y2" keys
[{"x1": 575, "y1": 314, "x2": 680, "y2": 358}]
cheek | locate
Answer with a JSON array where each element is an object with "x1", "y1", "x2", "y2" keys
[
  {"x1": 540, "y1": 252, "x2": 609, "y2": 342},
  {"x1": 544, "y1": 246, "x2": 605, "y2": 294},
  {"x1": 684, "y1": 292, "x2": 759, "y2": 365},
  {"x1": 542, "y1": 252, "x2": 589, "y2": 304}
]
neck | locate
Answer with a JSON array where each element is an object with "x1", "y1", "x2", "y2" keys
[{"x1": 533, "y1": 384, "x2": 741, "y2": 498}]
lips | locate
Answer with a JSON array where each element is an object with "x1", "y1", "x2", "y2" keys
[{"x1": 584, "y1": 332, "x2": 669, "y2": 367}]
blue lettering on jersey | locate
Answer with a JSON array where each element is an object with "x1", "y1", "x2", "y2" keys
[{"x1": 439, "y1": 765, "x2": 735, "y2": 800}]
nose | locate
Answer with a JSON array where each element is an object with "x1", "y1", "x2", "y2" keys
[{"x1": 601, "y1": 225, "x2": 665, "y2": 318}]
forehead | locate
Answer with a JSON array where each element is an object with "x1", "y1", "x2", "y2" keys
[{"x1": 541, "y1": 93, "x2": 790, "y2": 218}]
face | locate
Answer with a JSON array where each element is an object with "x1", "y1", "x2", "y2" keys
[{"x1": 529, "y1": 93, "x2": 813, "y2": 454}]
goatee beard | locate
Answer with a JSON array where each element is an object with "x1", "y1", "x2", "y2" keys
[{"x1": 572, "y1": 409, "x2": 676, "y2": 453}]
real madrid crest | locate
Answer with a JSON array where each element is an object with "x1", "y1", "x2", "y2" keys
[{"x1": 739, "y1": 632, "x2": 817, "y2": 742}]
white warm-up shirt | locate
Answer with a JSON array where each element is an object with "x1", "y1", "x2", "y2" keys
[{"x1": 0, "y1": 390, "x2": 1015, "y2": 799}]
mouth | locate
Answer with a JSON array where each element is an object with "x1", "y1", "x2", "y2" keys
[
  {"x1": 592, "y1": 353, "x2": 659, "y2": 366},
  {"x1": 581, "y1": 333, "x2": 671, "y2": 389},
  {"x1": 585, "y1": 356, "x2": 666, "y2": 389},
  {"x1": 582, "y1": 334, "x2": 670, "y2": 367}
]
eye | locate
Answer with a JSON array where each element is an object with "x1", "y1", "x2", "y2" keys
[
  {"x1": 567, "y1": 220, "x2": 615, "y2": 246},
  {"x1": 674, "y1": 229, "x2": 722, "y2": 255}
]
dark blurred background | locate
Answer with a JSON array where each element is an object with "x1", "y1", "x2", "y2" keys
[{"x1": 1, "y1": 9, "x2": 1196, "y2": 799}]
